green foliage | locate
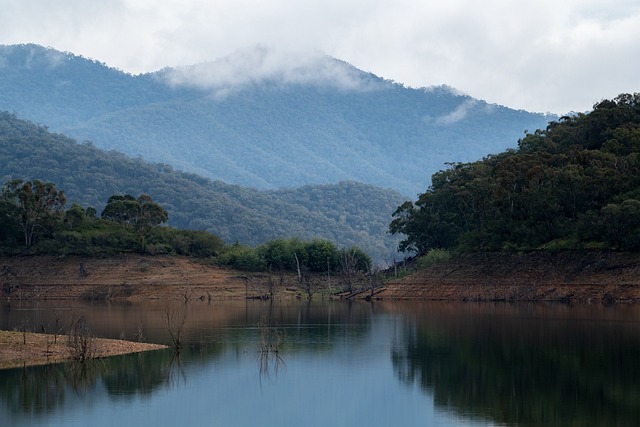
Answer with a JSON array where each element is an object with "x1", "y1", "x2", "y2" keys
[
  {"x1": 101, "y1": 194, "x2": 168, "y2": 253},
  {"x1": 220, "y1": 237, "x2": 372, "y2": 274},
  {"x1": 0, "y1": 182, "x2": 378, "y2": 268},
  {"x1": 601, "y1": 199, "x2": 640, "y2": 250},
  {"x1": 0, "y1": 198, "x2": 21, "y2": 247},
  {"x1": 416, "y1": 249, "x2": 453, "y2": 269},
  {"x1": 65, "y1": 203, "x2": 87, "y2": 228},
  {"x1": 302, "y1": 239, "x2": 341, "y2": 273},
  {"x1": 217, "y1": 244, "x2": 266, "y2": 272},
  {"x1": 1, "y1": 179, "x2": 66, "y2": 248},
  {"x1": 0, "y1": 184, "x2": 230, "y2": 258},
  {"x1": 256, "y1": 238, "x2": 302, "y2": 272},
  {"x1": 390, "y1": 93, "x2": 640, "y2": 254},
  {"x1": 101, "y1": 195, "x2": 140, "y2": 225},
  {"x1": 340, "y1": 246, "x2": 372, "y2": 273},
  {"x1": 0, "y1": 111, "x2": 403, "y2": 263},
  {"x1": 148, "y1": 228, "x2": 224, "y2": 257}
]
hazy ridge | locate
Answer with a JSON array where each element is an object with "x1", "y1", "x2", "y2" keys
[
  {"x1": 0, "y1": 111, "x2": 403, "y2": 262},
  {"x1": 0, "y1": 44, "x2": 554, "y2": 197}
]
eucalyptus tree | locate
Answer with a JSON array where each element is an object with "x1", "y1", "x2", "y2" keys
[
  {"x1": 2, "y1": 179, "x2": 66, "y2": 248},
  {"x1": 101, "y1": 194, "x2": 168, "y2": 253}
]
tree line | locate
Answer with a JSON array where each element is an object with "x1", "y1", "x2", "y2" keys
[
  {"x1": 0, "y1": 179, "x2": 213, "y2": 256},
  {"x1": 0, "y1": 179, "x2": 372, "y2": 282},
  {"x1": 0, "y1": 110, "x2": 403, "y2": 263},
  {"x1": 390, "y1": 93, "x2": 640, "y2": 254}
]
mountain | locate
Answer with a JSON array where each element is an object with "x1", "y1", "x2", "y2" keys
[
  {"x1": 0, "y1": 111, "x2": 404, "y2": 263},
  {"x1": 0, "y1": 44, "x2": 554, "y2": 197}
]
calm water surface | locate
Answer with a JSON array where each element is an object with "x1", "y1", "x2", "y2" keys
[{"x1": 1, "y1": 300, "x2": 639, "y2": 427}]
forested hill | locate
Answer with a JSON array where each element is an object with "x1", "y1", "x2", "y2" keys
[
  {"x1": 390, "y1": 93, "x2": 640, "y2": 254},
  {"x1": 0, "y1": 44, "x2": 553, "y2": 197},
  {"x1": 0, "y1": 112, "x2": 404, "y2": 262}
]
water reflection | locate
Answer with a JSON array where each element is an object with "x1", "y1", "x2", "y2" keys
[
  {"x1": 1, "y1": 300, "x2": 639, "y2": 426},
  {"x1": 257, "y1": 315, "x2": 286, "y2": 383},
  {"x1": 390, "y1": 302, "x2": 640, "y2": 426},
  {"x1": 0, "y1": 352, "x2": 160, "y2": 417},
  {"x1": 0, "y1": 300, "x2": 375, "y2": 425}
]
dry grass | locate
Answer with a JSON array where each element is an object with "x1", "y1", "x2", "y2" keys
[{"x1": 0, "y1": 330, "x2": 167, "y2": 370}]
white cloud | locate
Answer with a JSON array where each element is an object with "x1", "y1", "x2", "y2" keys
[
  {"x1": 162, "y1": 45, "x2": 380, "y2": 95},
  {"x1": 0, "y1": 44, "x2": 68, "y2": 69},
  {"x1": 0, "y1": 0, "x2": 639, "y2": 113},
  {"x1": 434, "y1": 99, "x2": 480, "y2": 125}
]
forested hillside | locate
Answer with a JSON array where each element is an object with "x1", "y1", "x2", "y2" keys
[
  {"x1": 390, "y1": 94, "x2": 640, "y2": 254},
  {"x1": 0, "y1": 112, "x2": 403, "y2": 262},
  {"x1": 0, "y1": 44, "x2": 553, "y2": 197}
]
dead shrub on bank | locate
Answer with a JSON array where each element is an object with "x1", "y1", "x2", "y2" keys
[
  {"x1": 162, "y1": 305, "x2": 187, "y2": 353},
  {"x1": 67, "y1": 315, "x2": 95, "y2": 362}
]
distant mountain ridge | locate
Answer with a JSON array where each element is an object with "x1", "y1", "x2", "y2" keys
[
  {"x1": 0, "y1": 111, "x2": 404, "y2": 263},
  {"x1": 0, "y1": 44, "x2": 554, "y2": 197}
]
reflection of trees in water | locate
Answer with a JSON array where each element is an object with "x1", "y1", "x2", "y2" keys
[
  {"x1": 199, "y1": 300, "x2": 374, "y2": 355},
  {"x1": 66, "y1": 359, "x2": 103, "y2": 395},
  {"x1": 391, "y1": 309, "x2": 640, "y2": 427},
  {"x1": 162, "y1": 304, "x2": 188, "y2": 354},
  {"x1": 0, "y1": 300, "x2": 377, "y2": 418},
  {"x1": 165, "y1": 351, "x2": 187, "y2": 390},
  {"x1": 257, "y1": 315, "x2": 286, "y2": 383},
  {"x1": 0, "y1": 299, "x2": 375, "y2": 351},
  {"x1": 101, "y1": 350, "x2": 177, "y2": 396},
  {"x1": 266, "y1": 300, "x2": 373, "y2": 352},
  {"x1": 0, "y1": 363, "x2": 66, "y2": 416},
  {"x1": 0, "y1": 359, "x2": 103, "y2": 416},
  {"x1": 0, "y1": 340, "x2": 226, "y2": 418}
]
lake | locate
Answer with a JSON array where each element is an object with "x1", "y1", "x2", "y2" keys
[{"x1": 1, "y1": 300, "x2": 639, "y2": 427}]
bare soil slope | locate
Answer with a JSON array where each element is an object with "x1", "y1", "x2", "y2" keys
[
  {"x1": 0, "y1": 255, "x2": 253, "y2": 300},
  {"x1": 3, "y1": 252, "x2": 640, "y2": 303},
  {"x1": 380, "y1": 251, "x2": 640, "y2": 303}
]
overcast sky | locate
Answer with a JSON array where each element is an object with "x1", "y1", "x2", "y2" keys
[{"x1": 2, "y1": 0, "x2": 639, "y2": 114}]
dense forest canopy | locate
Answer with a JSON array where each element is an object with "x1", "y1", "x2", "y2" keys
[
  {"x1": 390, "y1": 93, "x2": 640, "y2": 254},
  {"x1": 0, "y1": 111, "x2": 402, "y2": 262}
]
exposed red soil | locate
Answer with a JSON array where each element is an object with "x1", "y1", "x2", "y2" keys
[
  {"x1": 2, "y1": 251, "x2": 639, "y2": 369},
  {"x1": 2, "y1": 252, "x2": 640, "y2": 303},
  {"x1": 0, "y1": 254, "x2": 275, "y2": 301},
  {"x1": 379, "y1": 251, "x2": 640, "y2": 303}
]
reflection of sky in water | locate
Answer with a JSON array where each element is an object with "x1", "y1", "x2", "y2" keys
[
  {"x1": 4, "y1": 301, "x2": 638, "y2": 427},
  {"x1": 0, "y1": 312, "x2": 500, "y2": 427}
]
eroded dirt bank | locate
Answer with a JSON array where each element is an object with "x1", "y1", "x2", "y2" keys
[
  {"x1": 0, "y1": 255, "x2": 255, "y2": 301},
  {"x1": 3, "y1": 252, "x2": 640, "y2": 303},
  {"x1": 380, "y1": 251, "x2": 640, "y2": 303}
]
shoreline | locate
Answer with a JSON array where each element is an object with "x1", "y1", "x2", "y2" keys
[
  {"x1": 2, "y1": 251, "x2": 640, "y2": 303},
  {"x1": 3, "y1": 250, "x2": 640, "y2": 369},
  {"x1": 381, "y1": 251, "x2": 640, "y2": 303},
  {"x1": 0, "y1": 330, "x2": 168, "y2": 370}
]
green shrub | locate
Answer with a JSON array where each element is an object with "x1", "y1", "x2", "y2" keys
[
  {"x1": 538, "y1": 238, "x2": 579, "y2": 251},
  {"x1": 145, "y1": 243, "x2": 172, "y2": 255},
  {"x1": 416, "y1": 249, "x2": 452, "y2": 269},
  {"x1": 218, "y1": 244, "x2": 266, "y2": 272}
]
